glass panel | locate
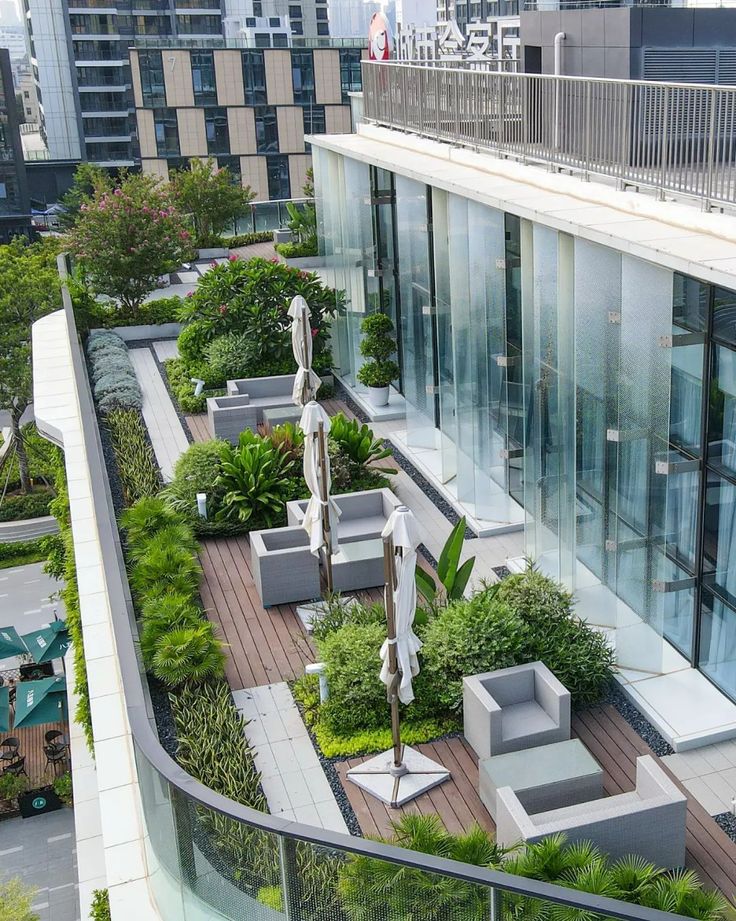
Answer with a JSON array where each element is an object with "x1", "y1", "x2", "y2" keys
[
  {"x1": 669, "y1": 325, "x2": 703, "y2": 456},
  {"x1": 432, "y1": 189, "x2": 456, "y2": 484},
  {"x1": 673, "y1": 272, "x2": 708, "y2": 332},
  {"x1": 713, "y1": 285, "x2": 736, "y2": 345},
  {"x1": 702, "y1": 469, "x2": 736, "y2": 607},
  {"x1": 396, "y1": 175, "x2": 436, "y2": 449},
  {"x1": 653, "y1": 552, "x2": 694, "y2": 658},
  {"x1": 708, "y1": 343, "x2": 736, "y2": 478},
  {"x1": 700, "y1": 589, "x2": 736, "y2": 699}
]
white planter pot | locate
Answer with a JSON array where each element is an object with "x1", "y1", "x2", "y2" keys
[{"x1": 367, "y1": 385, "x2": 390, "y2": 407}]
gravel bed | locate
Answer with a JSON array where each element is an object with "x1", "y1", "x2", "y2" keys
[
  {"x1": 600, "y1": 681, "x2": 674, "y2": 757},
  {"x1": 418, "y1": 543, "x2": 439, "y2": 569},
  {"x1": 492, "y1": 565, "x2": 512, "y2": 580},
  {"x1": 148, "y1": 676, "x2": 179, "y2": 760},
  {"x1": 715, "y1": 812, "x2": 736, "y2": 842}
]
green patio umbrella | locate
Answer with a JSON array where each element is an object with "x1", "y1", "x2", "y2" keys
[
  {"x1": 21, "y1": 621, "x2": 70, "y2": 665},
  {"x1": 0, "y1": 687, "x2": 9, "y2": 733},
  {"x1": 13, "y1": 677, "x2": 66, "y2": 729},
  {"x1": 0, "y1": 626, "x2": 28, "y2": 660}
]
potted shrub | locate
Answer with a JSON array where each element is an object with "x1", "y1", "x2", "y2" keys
[
  {"x1": 356, "y1": 313, "x2": 399, "y2": 408},
  {"x1": 0, "y1": 773, "x2": 28, "y2": 813}
]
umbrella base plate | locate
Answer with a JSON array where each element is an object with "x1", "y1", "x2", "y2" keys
[
  {"x1": 296, "y1": 596, "x2": 359, "y2": 633},
  {"x1": 346, "y1": 745, "x2": 450, "y2": 808}
]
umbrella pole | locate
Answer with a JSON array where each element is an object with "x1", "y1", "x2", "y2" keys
[
  {"x1": 317, "y1": 421, "x2": 333, "y2": 593},
  {"x1": 301, "y1": 309, "x2": 312, "y2": 405},
  {"x1": 383, "y1": 537, "x2": 404, "y2": 772}
]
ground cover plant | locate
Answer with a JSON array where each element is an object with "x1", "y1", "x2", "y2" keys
[
  {"x1": 168, "y1": 256, "x2": 342, "y2": 411},
  {"x1": 86, "y1": 331, "x2": 142, "y2": 414}
]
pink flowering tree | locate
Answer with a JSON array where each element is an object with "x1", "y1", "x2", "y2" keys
[
  {"x1": 170, "y1": 157, "x2": 255, "y2": 248},
  {"x1": 70, "y1": 173, "x2": 195, "y2": 313}
]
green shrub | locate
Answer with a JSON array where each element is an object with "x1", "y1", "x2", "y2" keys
[
  {"x1": 177, "y1": 320, "x2": 211, "y2": 365},
  {"x1": 222, "y1": 230, "x2": 273, "y2": 247},
  {"x1": 53, "y1": 771, "x2": 73, "y2": 806},
  {"x1": 216, "y1": 434, "x2": 294, "y2": 527},
  {"x1": 274, "y1": 239, "x2": 318, "y2": 258},
  {"x1": 329, "y1": 413, "x2": 396, "y2": 474},
  {"x1": 149, "y1": 622, "x2": 225, "y2": 687},
  {"x1": 417, "y1": 588, "x2": 526, "y2": 715},
  {"x1": 89, "y1": 889, "x2": 111, "y2": 921},
  {"x1": 163, "y1": 439, "x2": 226, "y2": 521},
  {"x1": 140, "y1": 594, "x2": 203, "y2": 663},
  {"x1": 164, "y1": 356, "x2": 225, "y2": 413},
  {"x1": 120, "y1": 496, "x2": 180, "y2": 545},
  {"x1": 318, "y1": 621, "x2": 390, "y2": 734},
  {"x1": 0, "y1": 878, "x2": 38, "y2": 921},
  {"x1": 0, "y1": 423, "x2": 58, "y2": 491},
  {"x1": 0, "y1": 537, "x2": 50, "y2": 569},
  {"x1": 128, "y1": 540, "x2": 202, "y2": 599},
  {"x1": 104, "y1": 408, "x2": 161, "y2": 505},
  {"x1": 0, "y1": 772, "x2": 28, "y2": 803},
  {"x1": 205, "y1": 332, "x2": 252, "y2": 383},
  {"x1": 496, "y1": 566, "x2": 616, "y2": 705},
  {"x1": 0, "y1": 489, "x2": 52, "y2": 522},
  {"x1": 87, "y1": 332, "x2": 142, "y2": 414}
]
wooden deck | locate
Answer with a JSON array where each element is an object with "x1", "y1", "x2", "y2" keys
[{"x1": 0, "y1": 718, "x2": 69, "y2": 817}]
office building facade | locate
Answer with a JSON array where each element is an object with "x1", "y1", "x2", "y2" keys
[
  {"x1": 130, "y1": 45, "x2": 362, "y2": 199},
  {"x1": 0, "y1": 46, "x2": 30, "y2": 238},
  {"x1": 314, "y1": 64, "x2": 736, "y2": 723}
]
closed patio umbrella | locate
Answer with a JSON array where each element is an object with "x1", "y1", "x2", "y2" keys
[
  {"x1": 0, "y1": 626, "x2": 27, "y2": 661},
  {"x1": 298, "y1": 400, "x2": 340, "y2": 591},
  {"x1": 0, "y1": 687, "x2": 9, "y2": 733},
  {"x1": 347, "y1": 505, "x2": 449, "y2": 807},
  {"x1": 21, "y1": 621, "x2": 70, "y2": 665},
  {"x1": 13, "y1": 677, "x2": 66, "y2": 729},
  {"x1": 288, "y1": 295, "x2": 321, "y2": 407}
]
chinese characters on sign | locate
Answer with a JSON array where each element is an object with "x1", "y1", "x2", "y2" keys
[{"x1": 396, "y1": 19, "x2": 519, "y2": 69}]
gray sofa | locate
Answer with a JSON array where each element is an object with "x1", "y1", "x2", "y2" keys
[
  {"x1": 208, "y1": 374, "x2": 298, "y2": 443},
  {"x1": 495, "y1": 755, "x2": 687, "y2": 868},
  {"x1": 463, "y1": 662, "x2": 571, "y2": 760},
  {"x1": 286, "y1": 488, "x2": 402, "y2": 545},
  {"x1": 250, "y1": 526, "x2": 321, "y2": 607}
]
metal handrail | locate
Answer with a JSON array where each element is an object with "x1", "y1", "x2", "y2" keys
[
  {"x1": 56, "y1": 269, "x2": 684, "y2": 920},
  {"x1": 361, "y1": 60, "x2": 736, "y2": 212}
]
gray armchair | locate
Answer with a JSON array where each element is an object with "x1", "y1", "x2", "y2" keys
[
  {"x1": 207, "y1": 395, "x2": 258, "y2": 444},
  {"x1": 463, "y1": 662, "x2": 570, "y2": 760},
  {"x1": 286, "y1": 488, "x2": 402, "y2": 545},
  {"x1": 495, "y1": 755, "x2": 687, "y2": 868}
]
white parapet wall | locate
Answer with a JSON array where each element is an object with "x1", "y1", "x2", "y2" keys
[{"x1": 32, "y1": 308, "x2": 160, "y2": 920}]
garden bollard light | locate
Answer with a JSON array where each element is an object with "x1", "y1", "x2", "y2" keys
[
  {"x1": 191, "y1": 378, "x2": 205, "y2": 397},
  {"x1": 196, "y1": 493, "x2": 207, "y2": 519},
  {"x1": 306, "y1": 662, "x2": 328, "y2": 702}
]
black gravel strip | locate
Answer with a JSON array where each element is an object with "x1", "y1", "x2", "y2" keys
[
  {"x1": 492, "y1": 565, "x2": 511, "y2": 580},
  {"x1": 600, "y1": 681, "x2": 674, "y2": 757},
  {"x1": 148, "y1": 343, "x2": 196, "y2": 446},
  {"x1": 715, "y1": 812, "x2": 736, "y2": 843},
  {"x1": 418, "y1": 543, "x2": 438, "y2": 569},
  {"x1": 148, "y1": 677, "x2": 179, "y2": 760},
  {"x1": 333, "y1": 378, "x2": 370, "y2": 424}
]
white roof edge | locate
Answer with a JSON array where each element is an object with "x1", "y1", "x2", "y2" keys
[{"x1": 32, "y1": 310, "x2": 162, "y2": 921}]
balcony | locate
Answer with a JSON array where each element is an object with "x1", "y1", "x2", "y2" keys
[{"x1": 360, "y1": 61, "x2": 736, "y2": 214}]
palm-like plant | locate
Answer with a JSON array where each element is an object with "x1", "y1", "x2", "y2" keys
[
  {"x1": 329, "y1": 413, "x2": 396, "y2": 474},
  {"x1": 216, "y1": 438, "x2": 294, "y2": 526},
  {"x1": 120, "y1": 496, "x2": 179, "y2": 546},
  {"x1": 139, "y1": 593, "x2": 203, "y2": 664},
  {"x1": 126, "y1": 522, "x2": 198, "y2": 564},
  {"x1": 150, "y1": 622, "x2": 225, "y2": 687},
  {"x1": 129, "y1": 542, "x2": 202, "y2": 598}
]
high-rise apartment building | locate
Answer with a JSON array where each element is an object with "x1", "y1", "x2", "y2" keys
[{"x1": 0, "y1": 46, "x2": 30, "y2": 238}]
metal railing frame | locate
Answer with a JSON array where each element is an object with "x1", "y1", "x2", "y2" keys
[
  {"x1": 361, "y1": 60, "x2": 736, "y2": 213},
  {"x1": 58, "y1": 271, "x2": 683, "y2": 920}
]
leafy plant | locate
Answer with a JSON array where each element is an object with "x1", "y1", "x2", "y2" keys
[
  {"x1": 139, "y1": 593, "x2": 203, "y2": 663},
  {"x1": 149, "y1": 622, "x2": 225, "y2": 687},
  {"x1": 216, "y1": 436, "x2": 294, "y2": 527},
  {"x1": 269, "y1": 421, "x2": 305, "y2": 462},
  {"x1": 121, "y1": 496, "x2": 180, "y2": 545},
  {"x1": 105, "y1": 409, "x2": 161, "y2": 504},
  {"x1": 339, "y1": 815, "x2": 507, "y2": 921},
  {"x1": 0, "y1": 489, "x2": 52, "y2": 522},
  {"x1": 170, "y1": 157, "x2": 255, "y2": 248},
  {"x1": 71, "y1": 171, "x2": 195, "y2": 312},
  {"x1": 356, "y1": 313, "x2": 399, "y2": 390},
  {"x1": 415, "y1": 517, "x2": 475, "y2": 606},
  {"x1": 0, "y1": 878, "x2": 38, "y2": 921},
  {"x1": 496, "y1": 563, "x2": 616, "y2": 705},
  {"x1": 53, "y1": 771, "x2": 73, "y2": 806},
  {"x1": 163, "y1": 439, "x2": 226, "y2": 523},
  {"x1": 329, "y1": 413, "x2": 396, "y2": 474},
  {"x1": 416, "y1": 587, "x2": 526, "y2": 715},
  {"x1": 87, "y1": 332, "x2": 142, "y2": 414},
  {"x1": 0, "y1": 537, "x2": 49, "y2": 569},
  {"x1": 89, "y1": 888, "x2": 111, "y2": 921},
  {"x1": 205, "y1": 332, "x2": 253, "y2": 382},
  {"x1": 0, "y1": 772, "x2": 28, "y2": 802},
  {"x1": 128, "y1": 541, "x2": 202, "y2": 599}
]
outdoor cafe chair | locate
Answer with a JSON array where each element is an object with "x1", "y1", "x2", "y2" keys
[
  {"x1": 0, "y1": 737, "x2": 20, "y2": 763},
  {"x1": 45, "y1": 730, "x2": 65, "y2": 749},
  {"x1": 44, "y1": 745, "x2": 68, "y2": 774},
  {"x1": 2, "y1": 756, "x2": 27, "y2": 778}
]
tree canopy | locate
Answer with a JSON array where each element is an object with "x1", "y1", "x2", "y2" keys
[
  {"x1": 70, "y1": 172, "x2": 194, "y2": 312},
  {"x1": 170, "y1": 157, "x2": 255, "y2": 248}
]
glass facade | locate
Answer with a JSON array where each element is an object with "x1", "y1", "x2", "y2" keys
[
  {"x1": 317, "y1": 147, "x2": 736, "y2": 700},
  {"x1": 191, "y1": 51, "x2": 217, "y2": 107}
]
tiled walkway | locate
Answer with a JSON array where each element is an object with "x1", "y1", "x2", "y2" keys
[
  {"x1": 663, "y1": 742, "x2": 736, "y2": 816},
  {"x1": 233, "y1": 683, "x2": 348, "y2": 833},
  {"x1": 128, "y1": 348, "x2": 189, "y2": 482},
  {"x1": 0, "y1": 808, "x2": 79, "y2": 921},
  {"x1": 151, "y1": 339, "x2": 179, "y2": 362}
]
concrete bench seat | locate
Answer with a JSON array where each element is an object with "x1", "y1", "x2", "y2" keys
[
  {"x1": 286, "y1": 488, "x2": 402, "y2": 545},
  {"x1": 208, "y1": 374, "x2": 297, "y2": 443}
]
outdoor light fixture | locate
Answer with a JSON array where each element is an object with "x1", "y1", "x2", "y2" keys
[
  {"x1": 306, "y1": 662, "x2": 329, "y2": 703},
  {"x1": 191, "y1": 378, "x2": 205, "y2": 397},
  {"x1": 196, "y1": 493, "x2": 207, "y2": 519}
]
